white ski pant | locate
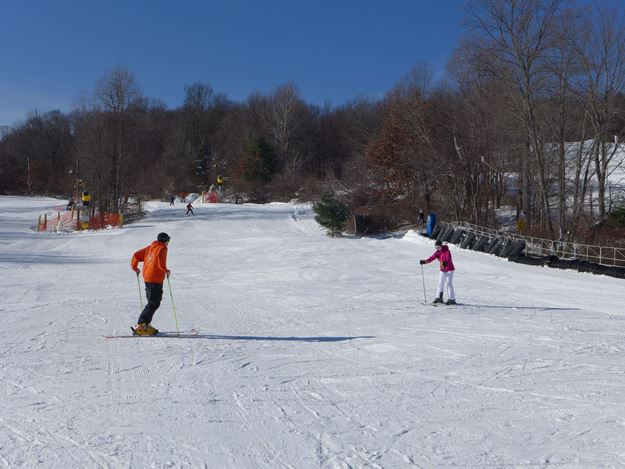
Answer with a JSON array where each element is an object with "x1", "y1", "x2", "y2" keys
[{"x1": 436, "y1": 271, "x2": 455, "y2": 300}]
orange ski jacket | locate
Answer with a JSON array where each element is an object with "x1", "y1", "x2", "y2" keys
[{"x1": 131, "y1": 241, "x2": 169, "y2": 283}]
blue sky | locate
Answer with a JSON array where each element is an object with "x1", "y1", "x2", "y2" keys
[{"x1": 0, "y1": 0, "x2": 466, "y2": 126}]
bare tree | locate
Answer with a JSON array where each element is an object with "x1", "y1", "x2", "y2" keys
[
  {"x1": 257, "y1": 83, "x2": 308, "y2": 185},
  {"x1": 367, "y1": 77, "x2": 441, "y2": 212},
  {"x1": 465, "y1": 0, "x2": 565, "y2": 237},
  {"x1": 183, "y1": 82, "x2": 213, "y2": 148},
  {"x1": 0, "y1": 126, "x2": 10, "y2": 141},
  {"x1": 398, "y1": 62, "x2": 434, "y2": 98},
  {"x1": 95, "y1": 67, "x2": 142, "y2": 113},
  {"x1": 445, "y1": 52, "x2": 512, "y2": 225},
  {"x1": 73, "y1": 107, "x2": 109, "y2": 212},
  {"x1": 569, "y1": 4, "x2": 625, "y2": 223},
  {"x1": 542, "y1": 5, "x2": 582, "y2": 235},
  {"x1": 94, "y1": 66, "x2": 143, "y2": 211}
]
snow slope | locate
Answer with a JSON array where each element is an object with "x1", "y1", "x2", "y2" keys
[{"x1": 1, "y1": 195, "x2": 625, "y2": 468}]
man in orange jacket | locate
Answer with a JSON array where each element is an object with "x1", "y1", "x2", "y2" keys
[{"x1": 130, "y1": 232, "x2": 171, "y2": 335}]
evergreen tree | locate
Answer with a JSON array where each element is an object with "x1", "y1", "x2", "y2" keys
[
  {"x1": 313, "y1": 193, "x2": 350, "y2": 236},
  {"x1": 238, "y1": 137, "x2": 278, "y2": 184}
]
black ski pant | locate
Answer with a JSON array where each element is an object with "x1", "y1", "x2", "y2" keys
[{"x1": 137, "y1": 282, "x2": 163, "y2": 325}]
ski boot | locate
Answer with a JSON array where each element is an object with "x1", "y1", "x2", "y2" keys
[
  {"x1": 433, "y1": 293, "x2": 444, "y2": 304},
  {"x1": 132, "y1": 323, "x2": 159, "y2": 336},
  {"x1": 446, "y1": 299, "x2": 457, "y2": 305}
]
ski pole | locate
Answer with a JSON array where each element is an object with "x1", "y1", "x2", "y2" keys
[
  {"x1": 420, "y1": 264, "x2": 427, "y2": 303},
  {"x1": 166, "y1": 276, "x2": 180, "y2": 334},
  {"x1": 136, "y1": 272, "x2": 144, "y2": 311}
]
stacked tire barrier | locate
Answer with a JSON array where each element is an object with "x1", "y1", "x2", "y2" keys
[
  {"x1": 459, "y1": 232, "x2": 476, "y2": 249},
  {"x1": 425, "y1": 222, "x2": 625, "y2": 280}
]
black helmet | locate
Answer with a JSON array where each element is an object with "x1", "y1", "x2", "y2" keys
[
  {"x1": 435, "y1": 240, "x2": 443, "y2": 247},
  {"x1": 157, "y1": 232, "x2": 170, "y2": 243}
]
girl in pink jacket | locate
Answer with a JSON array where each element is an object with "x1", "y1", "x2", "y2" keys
[{"x1": 420, "y1": 240, "x2": 457, "y2": 305}]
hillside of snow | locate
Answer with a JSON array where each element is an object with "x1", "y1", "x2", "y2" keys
[{"x1": 1, "y1": 195, "x2": 625, "y2": 467}]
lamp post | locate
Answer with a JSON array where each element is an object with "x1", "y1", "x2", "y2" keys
[
  {"x1": 68, "y1": 161, "x2": 79, "y2": 201},
  {"x1": 26, "y1": 157, "x2": 31, "y2": 195},
  {"x1": 68, "y1": 161, "x2": 81, "y2": 229},
  {"x1": 480, "y1": 155, "x2": 498, "y2": 173},
  {"x1": 480, "y1": 156, "x2": 502, "y2": 214}
]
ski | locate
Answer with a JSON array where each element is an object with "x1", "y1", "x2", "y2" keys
[
  {"x1": 103, "y1": 329, "x2": 200, "y2": 339},
  {"x1": 420, "y1": 302, "x2": 462, "y2": 307}
]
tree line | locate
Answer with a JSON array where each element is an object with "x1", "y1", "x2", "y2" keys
[{"x1": 1, "y1": 0, "x2": 624, "y2": 243}]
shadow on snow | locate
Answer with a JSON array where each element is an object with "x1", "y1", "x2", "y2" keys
[
  {"x1": 114, "y1": 333, "x2": 375, "y2": 341},
  {"x1": 0, "y1": 253, "x2": 111, "y2": 264},
  {"x1": 462, "y1": 304, "x2": 581, "y2": 311}
]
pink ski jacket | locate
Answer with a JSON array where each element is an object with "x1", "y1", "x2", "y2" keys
[{"x1": 425, "y1": 245, "x2": 455, "y2": 272}]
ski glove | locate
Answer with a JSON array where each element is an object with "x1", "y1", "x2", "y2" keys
[
  {"x1": 442, "y1": 261, "x2": 448, "y2": 267},
  {"x1": 135, "y1": 269, "x2": 140, "y2": 275},
  {"x1": 419, "y1": 260, "x2": 426, "y2": 265}
]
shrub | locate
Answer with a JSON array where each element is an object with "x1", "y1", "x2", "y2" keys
[
  {"x1": 351, "y1": 201, "x2": 421, "y2": 234},
  {"x1": 609, "y1": 206, "x2": 625, "y2": 226},
  {"x1": 313, "y1": 193, "x2": 350, "y2": 236}
]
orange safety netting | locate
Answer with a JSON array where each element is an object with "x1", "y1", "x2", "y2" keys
[
  {"x1": 37, "y1": 210, "x2": 122, "y2": 232},
  {"x1": 88, "y1": 213, "x2": 123, "y2": 229}
]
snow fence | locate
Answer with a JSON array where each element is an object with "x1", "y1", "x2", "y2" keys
[{"x1": 37, "y1": 205, "x2": 123, "y2": 232}]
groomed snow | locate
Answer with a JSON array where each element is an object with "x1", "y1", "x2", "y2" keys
[{"x1": 1, "y1": 195, "x2": 625, "y2": 468}]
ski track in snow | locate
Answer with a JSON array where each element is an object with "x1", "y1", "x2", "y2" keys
[{"x1": 1, "y1": 196, "x2": 625, "y2": 467}]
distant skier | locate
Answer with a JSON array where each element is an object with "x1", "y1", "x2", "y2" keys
[
  {"x1": 186, "y1": 202, "x2": 194, "y2": 216},
  {"x1": 169, "y1": 196, "x2": 175, "y2": 206},
  {"x1": 130, "y1": 232, "x2": 171, "y2": 336},
  {"x1": 418, "y1": 208, "x2": 425, "y2": 228},
  {"x1": 420, "y1": 240, "x2": 456, "y2": 305}
]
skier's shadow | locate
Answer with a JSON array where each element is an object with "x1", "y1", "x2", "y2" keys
[
  {"x1": 156, "y1": 334, "x2": 375, "y2": 342},
  {"x1": 462, "y1": 304, "x2": 581, "y2": 311}
]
